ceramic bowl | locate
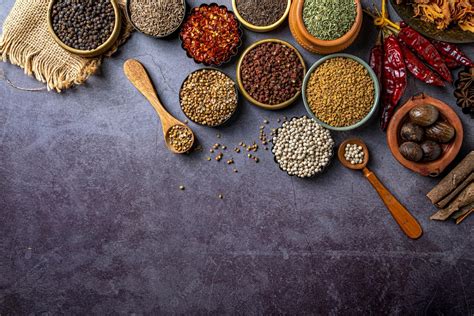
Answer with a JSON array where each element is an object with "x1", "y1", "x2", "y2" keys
[
  {"x1": 288, "y1": 0, "x2": 362, "y2": 55},
  {"x1": 125, "y1": 0, "x2": 186, "y2": 38},
  {"x1": 271, "y1": 116, "x2": 334, "y2": 179},
  {"x1": 231, "y1": 0, "x2": 291, "y2": 33},
  {"x1": 236, "y1": 39, "x2": 306, "y2": 110},
  {"x1": 179, "y1": 3, "x2": 243, "y2": 67},
  {"x1": 47, "y1": 0, "x2": 122, "y2": 58},
  {"x1": 179, "y1": 68, "x2": 239, "y2": 127},
  {"x1": 386, "y1": 93, "x2": 464, "y2": 177},
  {"x1": 302, "y1": 53, "x2": 380, "y2": 131}
]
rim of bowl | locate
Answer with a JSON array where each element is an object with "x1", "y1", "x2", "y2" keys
[
  {"x1": 236, "y1": 39, "x2": 307, "y2": 110},
  {"x1": 179, "y1": 3, "x2": 243, "y2": 67},
  {"x1": 302, "y1": 53, "x2": 380, "y2": 132},
  {"x1": 47, "y1": 0, "x2": 122, "y2": 58},
  {"x1": 231, "y1": 0, "x2": 291, "y2": 33},
  {"x1": 297, "y1": 0, "x2": 362, "y2": 45},
  {"x1": 125, "y1": 0, "x2": 187, "y2": 39},
  {"x1": 271, "y1": 116, "x2": 335, "y2": 179},
  {"x1": 179, "y1": 67, "x2": 240, "y2": 128}
]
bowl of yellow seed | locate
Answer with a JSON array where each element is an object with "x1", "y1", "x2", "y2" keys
[{"x1": 302, "y1": 54, "x2": 380, "y2": 131}]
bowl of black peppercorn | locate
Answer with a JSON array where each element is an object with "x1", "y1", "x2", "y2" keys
[{"x1": 47, "y1": 0, "x2": 122, "y2": 58}]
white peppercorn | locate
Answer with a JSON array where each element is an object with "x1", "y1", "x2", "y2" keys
[{"x1": 272, "y1": 116, "x2": 334, "y2": 178}]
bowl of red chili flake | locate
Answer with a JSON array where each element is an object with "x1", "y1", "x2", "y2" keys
[{"x1": 180, "y1": 3, "x2": 243, "y2": 67}]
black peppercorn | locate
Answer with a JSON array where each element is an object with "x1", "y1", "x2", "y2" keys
[{"x1": 51, "y1": 0, "x2": 115, "y2": 51}]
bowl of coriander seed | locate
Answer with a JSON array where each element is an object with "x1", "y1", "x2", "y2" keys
[{"x1": 179, "y1": 68, "x2": 239, "y2": 127}]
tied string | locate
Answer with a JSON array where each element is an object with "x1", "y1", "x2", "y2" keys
[{"x1": 0, "y1": 68, "x2": 47, "y2": 92}]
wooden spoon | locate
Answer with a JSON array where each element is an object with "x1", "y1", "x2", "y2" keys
[
  {"x1": 124, "y1": 59, "x2": 194, "y2": 154},
  {"x1": 338, "y1": 138, "x2": 423, "y2": 240}
]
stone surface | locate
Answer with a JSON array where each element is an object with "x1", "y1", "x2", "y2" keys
[{"x1": 0, "y1": 0, "x2": 472, "y2": 314}]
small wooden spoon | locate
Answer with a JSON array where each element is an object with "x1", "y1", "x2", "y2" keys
[
  {"x1": 338, "y1": 138, "x2": 423, "y2": 240},
  {"x1": 124, "y1": 59, "x2": 194, "y2": 154}
]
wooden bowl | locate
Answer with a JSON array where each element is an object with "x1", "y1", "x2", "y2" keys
[
  {"x1": 231, "y1": 0, "x2": 291, "y2": 33},
  {"x1": 47, "y1": 0, "x2": 122, "y2": 58},
  {"x1": 288, "y1": 0, "x2": 362, "y2": 55},
  {"x1": 236, "y1": 39, "x2": 306, "y2": 110},
  {"x1": 387, "y1": 93, "x2": 464, "y2": 177}
]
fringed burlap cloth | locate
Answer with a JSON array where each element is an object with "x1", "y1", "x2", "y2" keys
[{"x1": 0, "y1": 0, "x2": 133, "y2": 92}]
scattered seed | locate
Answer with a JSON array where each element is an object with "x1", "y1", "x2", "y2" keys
[
  {"x1": 218, "y1": 194, "x2": 223, "y2": 199},
  {"x1": 179, "y1": 185, "x2": 185, "y2": 190}
]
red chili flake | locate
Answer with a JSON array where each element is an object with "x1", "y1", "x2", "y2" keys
[{"x1": 180, "y1": 4, "x2": 241, "y2": 66}]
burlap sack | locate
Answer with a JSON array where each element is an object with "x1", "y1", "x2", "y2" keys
[{"x1": 0, "y1": 0, "x2": 133, "y2": 92}]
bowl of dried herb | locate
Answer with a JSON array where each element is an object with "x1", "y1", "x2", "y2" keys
[
  {"x1": 231, "y1": 0, "x2": 291, "y2": 33},
  {"x1": 288, "y1": 0, "x2": 363, "y2": 55}
]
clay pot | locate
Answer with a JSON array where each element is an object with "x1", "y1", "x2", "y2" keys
[
  {"x1": 288, "y1": 0, "x2": 363, "y2": 55},
  {"x1": 387, "y1": 93, "x2": 464, "y2": 177}
]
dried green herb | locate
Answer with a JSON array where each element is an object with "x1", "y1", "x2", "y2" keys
[{"x1": 303, "y1": 0, "x2": 356, "y2": 40}]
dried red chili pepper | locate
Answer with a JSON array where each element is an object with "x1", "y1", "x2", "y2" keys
[
  {"x1": 381, "y1": 35, "x2": 407, "y2": 131},
  {"x1": 399, "y1": 43, "x2": 445, "y2": 87},
  {"x1": 444, "y1": 56, "x2": 462, "y2": 69},
  {"x1": 431, "y1": 40, "x2": 473, "y2": 67},
  {"x1": 369, "y1": 31, "x2": 384, "y2": 83},
  {"x1": 397, "y1": 26, "x2": 452, "y2": 83},
  {"x1": 180, "y1": 5, "x2": 241, "y2": 66}
]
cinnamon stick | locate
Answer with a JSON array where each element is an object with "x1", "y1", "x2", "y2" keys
[
  {"x1": 456, "y1": 209, "x2": 473, "y2": 225},
  {"x1": 452, "y1": 203, "x2": 474, "y2": 224},
  {"x1": 436, "y1": 173, "x2": 474, "y2": 208},
  {"x1": 430, "y1": 183, "x2": 474, "y2": 221},
  {"x1": 427, "y1": 151, "x2": 474, "y2": 205}
]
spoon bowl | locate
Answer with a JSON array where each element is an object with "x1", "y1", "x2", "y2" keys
[
  {"x1": 124, "y1": 59, "x2": 195, "y2": 154},
  {"x1": 337, "y1": 138, "x2": 423, "y2": 240},
  {"x1": 337, "y1": 138, "x2": 369, "y2": 170}
]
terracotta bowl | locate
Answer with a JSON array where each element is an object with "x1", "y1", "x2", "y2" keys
[
  {"x1": 288, "y1": 0, "x2": 362, "y2": 55},
  {"x1": 231, "y1": 0, "x2": 291, "y2": 33},
  {"x1": 47, "y1": 0, "x2": 122, "y2": 58},
  {"x1": 387, "y1": 93, "x2": 464, "y2": 177}
]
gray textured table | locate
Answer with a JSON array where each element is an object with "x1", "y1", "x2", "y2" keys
[{"x1": 1, "y1": 0, "x2": 473, "y2": 314}]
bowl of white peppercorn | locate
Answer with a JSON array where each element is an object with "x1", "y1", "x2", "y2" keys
[
  {"x1": 271, "y1": 116, "x2": 335, "y2": 178},
  {"x1": 302, "y1": 53, "x2": 380, "y2": 132}
]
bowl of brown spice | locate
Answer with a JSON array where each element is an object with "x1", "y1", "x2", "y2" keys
[
  {"x1": 179, "y1": 68, "x2": 239, "y2": 127},
  {"x1": 47, "y1": 0, "x2": 122, "y2": 58},
  {"x1": 232, "y1": 0, "x2": 291, "y2": 33},
  {"x1": 303, "y1": 54, "x2": 380, "y2": 131},
  {"x1": 236, "y1": 39, "x2": 306, "y2": 110},
  {"x1": 126, "y1": 0, "x2": 186, "y2": 38}
]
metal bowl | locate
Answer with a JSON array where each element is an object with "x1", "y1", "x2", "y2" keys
[
  {"x1": 231, "y1": 0, "x2": 291, "y2": 33},
  {"x1": 179, "y1": 68, "x2": 239, "y2": 127},
  {"x1": 271, "y1": 116, "x2": 335, "y2": 179},
  {"x1": 179, "y1": 3, "x2": 243, "y2": 67},
  {"x1": 125, "y1": 0, "x2": 187, "y2": 39},
  {"x1": 47, "y1": 0, "x2": 122, "y2": 58},
  {"x1": 236, "y1": 39, "x2": 306, "y2": 110},
  {"x1": 390, "y1": 0, "x2": 474, "y2": 44},
  {"x1": 302, "y1": 53, "x2": 380, "y2": 132}
]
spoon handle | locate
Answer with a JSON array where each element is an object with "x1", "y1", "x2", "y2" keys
[
  {"x1": 123, "y1": 59, "x2": 171, "y2": 121},
  {"x1": 362, "y1": 167, "x2": 423, "y2": 239}
]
